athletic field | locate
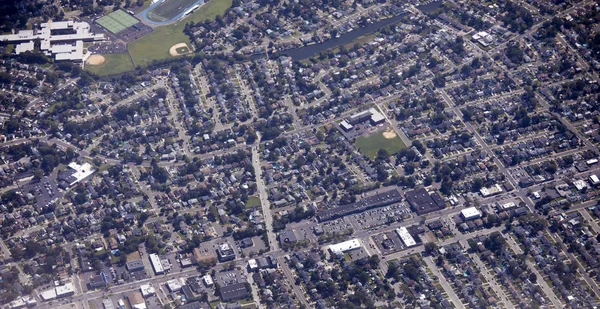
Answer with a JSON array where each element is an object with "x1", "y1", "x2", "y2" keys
[
  {"x1": 146, "y1": 0, "x2": 199, "y2": 22},
  {"x1": 96, "y1": 10, "x2": 140, "y2": 34}
]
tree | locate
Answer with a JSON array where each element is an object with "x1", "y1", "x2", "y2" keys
[{"x1": 377, "y1": 149, "x2": 390, "y2": 161}]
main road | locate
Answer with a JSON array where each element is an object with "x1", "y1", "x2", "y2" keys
[{"x1": 252, "y1": 140, "x2": 278, "y2": 251}]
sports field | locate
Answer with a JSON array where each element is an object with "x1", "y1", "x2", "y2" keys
[
  {"x1": 355, "y1": 130, "x2": 406, "y2": 160},
  {"x1": 96, "y1": 10, "x2": 140, "y2": 34},
  {"x1": 129, "y1": 0, "x2": 231, "y2": 67},
  {"x1": 147, "y1": 0, "x2": 199, "y2": 22},
  {"x1": 85, "y1": 52, "x2": 134, "y2": 76}
]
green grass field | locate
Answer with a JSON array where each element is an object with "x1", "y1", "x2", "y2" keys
[
  {"x1": 86, "y1": 52, "x2": 135, "y2": 76},
  {"x1": 355, "y1": 130, "x2": 406, "y2": 159},
  {"x1": 147, "y1": 0, "x2": 198, "y2": 22},
  {"x1": 246, "y1": 196, "x2": 261, "y2": 208},
  {"x1": 128, "y1": 0, "x2": 232, "y2": 67}
]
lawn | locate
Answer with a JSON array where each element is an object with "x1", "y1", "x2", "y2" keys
[
  {"x1": 246, "y1": 196, "x2": 261, "y2": 208},
  {"x1": 355, "y1": 130, "x2": 406, "y2": 160},
  {"x1": 128, "y1": 0, "x2": 232, "y2": 67},
  {"x1": 86, "y1": 52, "x2": 134, "y2": 76}
]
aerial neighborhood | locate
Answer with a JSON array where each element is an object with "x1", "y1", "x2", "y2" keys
[{"x1": 0, "y1": 0, "x2": 599, "y2": 308}]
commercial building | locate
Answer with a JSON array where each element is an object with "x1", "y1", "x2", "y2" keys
[
  {"x1": 278, "y1": 229, "x2": 297, "y2": 245},
  {"x1": 149, "y1": 253, "x2": 164, "y2": 275},
  {"x1": 203, "y1": 275, "x2": 214, "y2": 287},
  {"x1": 328, "y1": 239, "x2": 361, "y2": 255},
  {"x1": 247, "y1": 259, "x2": 258, "y2": 272},
  {"x1": 479, "y1": 184, "x2": 503, "y2": 197},
  {"x1": 139, "y1": 284, "x2": 155, "y2": 297},
  {"x1": 102, "y1": 299, "x2": 114, "y2": 309},
  {"x1": 498, "y1": 202, "x2": 516, "y2": 210},
  {"x1": 62, "y1": 162, "x2": 96, "y2": 186},
  {"x1": 217, "y1": 242, "x2": 236, "y2": 262},
  {"x1": 127, "y1": 292, "x2": 146, "y2": 309},
  {"x1": 88, "y1": 274, "x2": 107, "y2": 289},
  {"x1": 40, "y1": 282, "x2": 74, "y2": 301},
  {"x1": 166, "y1": 278, "x2": 185, "y2": 292},
  {"x1": 590, "y1": 174, "x2": 600, "y2": 185},
  {"x1": 219, "y1": 283, "x2": 250, "y2": 302},
  {"x1": 461, "y1": 207, "x2": 482, "y2": 220},
  {"x1": 317, "y1": 188, "x2": 402, "y2": 221},
  {"x1": 395, "y1": 227, "x2": 416, "y2": 247},
  {"x1": 56, "y1": 283, "x2": 75, "y2": 297},
  {"x1": 0, "y1": 20, "x2": 104, "y2": 62},
  {"x1": 126, "y1": 252, "x2": 145, "y2": 271},
  {"x1": 405, "y1": 188, "x2": 446, "y2": 215},
  {"x1": 573, "y1": 179, "x2": 588, "y2": 191}
]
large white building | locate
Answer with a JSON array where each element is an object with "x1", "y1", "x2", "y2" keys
[
  {"x1": 0, "y1": 20, "x2": 104, "y2": 62},
  {"x1": 328, "y1": 239, "x2": 361, "y2": 255},
  {"x1": 461, "y1": 207, "x2": 482, "y2": 220},
  {"x1": 395, "y1": 227, "x2": 416, "y2": 247},
  {"x1": 149, "y1": 253, "x2": 164, "y2": 275},
  {"x1": 480, "y1": 184, "x2": 503, "y2": 197}
]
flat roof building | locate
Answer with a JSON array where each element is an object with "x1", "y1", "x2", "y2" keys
[
  {"x1": 102, "y1": 299, "x2": 114, "y2": 309},
  {"x1": 217, "y1": 242, "x2": 236, "y2": 262},
  {"x1": 480, "y1": 184, "x2": 503, "y2": 197},
  {"x1": 139, "y1": 284, "x2": 155, "y2": 297},
  {"x1": 405, "y1": 188, "x2": 445, "y2": 215},
  {"x1": 203, "y1": 275, "x2": 214, "y2": 287},
  {"x1": 149, "y1": 253, "x2": 164, "y2": 275},
  {"x1": 590, "y1": 174, "x2": 600, "y2": 185},
  {"x1": 247, "y1": 259, "x2": 258, "y2": 271},
  {"x1": 395, "y1": 227, "x2": 416, "y2": 247},
  {"x1": 339, "y1": 120, "x2": 354, "y2": 131},
  {"x1": 328, "y1": 239, "x2": 361, "y2": 255},
  {"x1": 219, "y1": 283, "x2": 250, "y2": 302},
  {"x1": 0, "y1": 20, "x2": 104, "y2": 62},
  {"x1": 461, "y1": 207, "x2": 482, "y2": 220},
  {"x1": 127, "y1": 292, "x2": 146, "y2": 309}
]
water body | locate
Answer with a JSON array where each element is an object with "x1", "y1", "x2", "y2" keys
[{"x1": 257, "y1": 11, "x2": 409, "y2": 61}]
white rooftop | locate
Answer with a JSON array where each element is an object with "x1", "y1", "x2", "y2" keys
[
  {"x1": 395, "y1": 227, "x2": 416, "y2": 247},
  {"x1": 461, "y1": 207, "x2": 482, "y2": 219},
  {"x1": 328, "y1": 238, "x2": 361, "y2": 255},
  {"x1": 68, "y1": 162, "x2": 96, "y2": 185}
]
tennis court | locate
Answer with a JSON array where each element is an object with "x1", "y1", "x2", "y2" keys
[{"x1": 96, "y1": 10, "x2": 140, "y2": 34}]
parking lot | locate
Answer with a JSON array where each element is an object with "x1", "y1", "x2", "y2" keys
[
  {"x1": 321, "y1": 218, "x2": 353, "y2": 235},
  {"x1": 350, "y1": 202, "x2": 411, "y2": 230}
]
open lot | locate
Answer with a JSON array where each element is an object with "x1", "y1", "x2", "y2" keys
[
  {"x1": 355, "y1": 129, "x2": 406, "y2": 159},
  {"x1": 146, "y1": 0, "x2": 199, "y2": 22},
  {"x1": 245, "y1": 196, "x2": 261, "y2": 208},
  {"x1": 97, "y1": 10, "x2": 140, "y2": 34},
  {"x1": 86, "y1": 52, "x2": 135, "y2": 76},
  {"x1": 128, "y1": 0, "x2": 231, "y2": 67}
]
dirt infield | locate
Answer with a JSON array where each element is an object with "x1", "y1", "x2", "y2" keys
[
  {"x1": 86, "y1": 55, "x2": 106, "y2": 65},
  {"x1": 169, "y1": 43, "x2": 191, "y2": 56},
  {"x1": 383, "y1": 130, "x2": 397, "y2": 139}
]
